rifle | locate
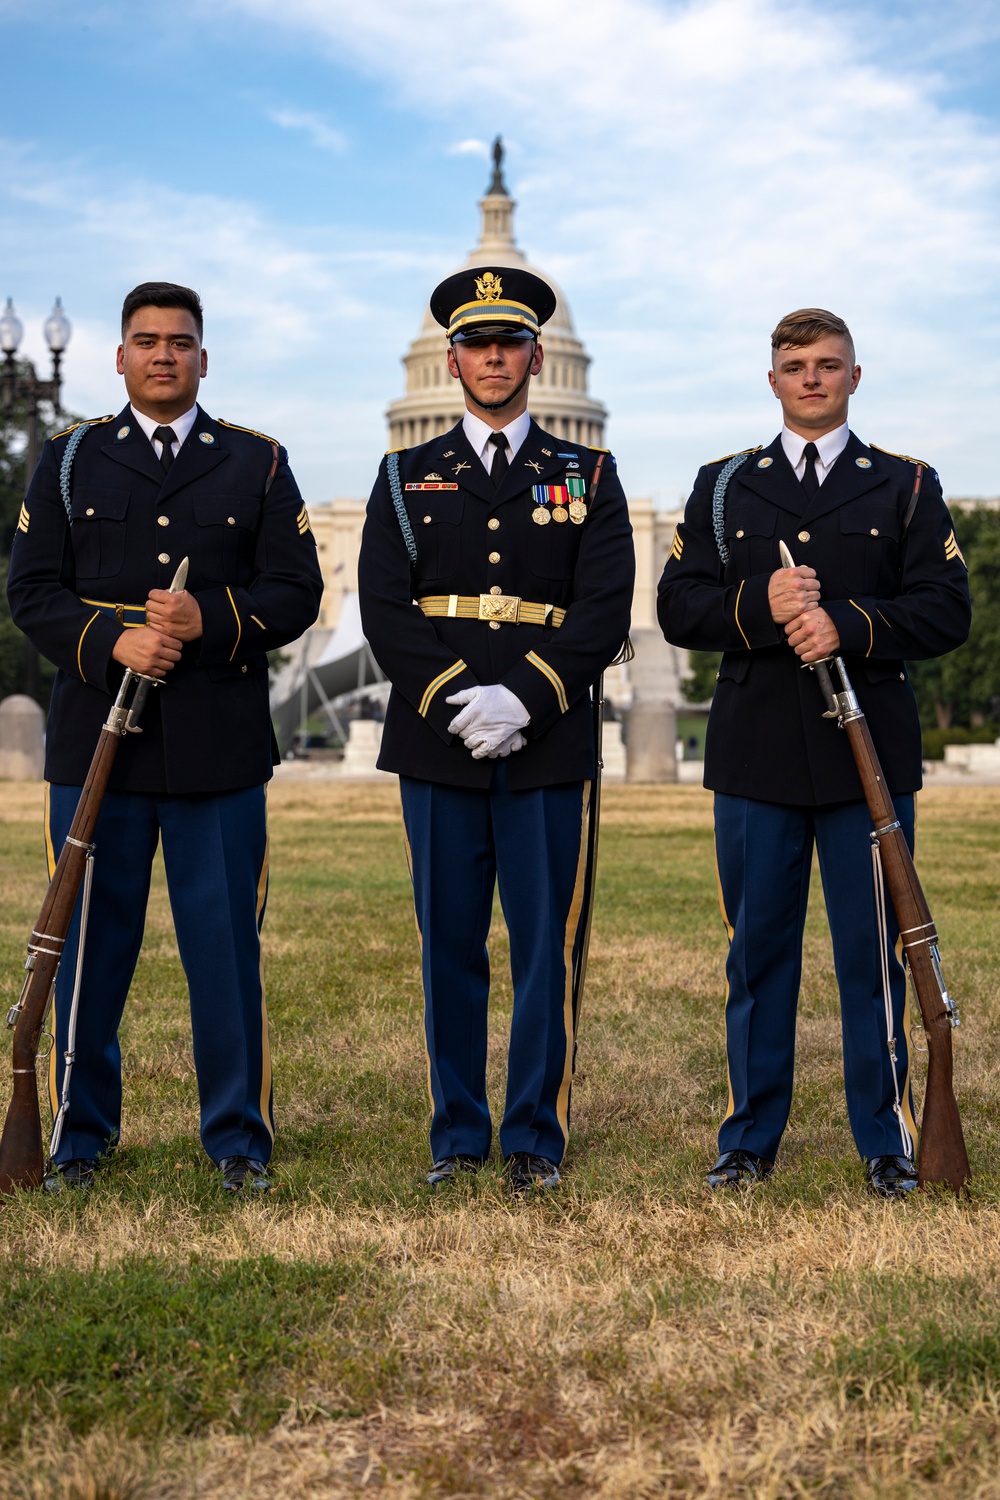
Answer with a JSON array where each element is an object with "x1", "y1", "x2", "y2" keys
[
  {"x1": 779, "y1": 543, "x2": 970, "y2": 1191},
  {"x1": 0, "y1": 559, "x2": 188, "y2": 1193},
  {"x1": 569, "y1": 453, "x2": 633, "y2": 1058}
]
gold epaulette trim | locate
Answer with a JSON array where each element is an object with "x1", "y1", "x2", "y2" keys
[
  {"x1": 588, "y1": 446, "x2": 612, "y2": 454},
  {"x1": 51, "y1": 414, "x2": 114, "y2": 441},
  {"x1": 870, "y1": 443, "x2": 933, "y2": 468},
  {"x1": 385, "y1": 446, "x2": 407, "y2": 455},
  {"x1": 217, "y1": 418, "x2": 280, "y2": 446},
  {"x1": 708, "y1": 444, "x2": 762, "y2": 465}
]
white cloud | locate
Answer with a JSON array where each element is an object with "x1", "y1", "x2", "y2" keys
[
  {"x1": 210, "y1": 0, "x2": 1000, "y2": 497},
  {"x1": 446, "y1": 139, "x2": 490, "y2": 158},
  {"x1": 267, "y1": 107, "x2": 347, "y2": 155}
]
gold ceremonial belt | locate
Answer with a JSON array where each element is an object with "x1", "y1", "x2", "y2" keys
[
  {"x1": 417, "y1": 594, "x2": 566, "y2": 628},
  {"x1": 80, "y1": 598, "x2": 147, "y2": 627}
]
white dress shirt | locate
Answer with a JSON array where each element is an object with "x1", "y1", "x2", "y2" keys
[
  {"x1": 462, "y1": 409, "x2": 532, "y2": 474},
  {"x1": 780, "y1": 422, "x2": 850, "y2": 487},
  {"x1": 130, "y1": 404, "x2": 198, "y2": 463}
]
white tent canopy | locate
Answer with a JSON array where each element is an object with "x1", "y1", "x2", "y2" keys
[{"x1": 270, "y1": 592, "x2": 385, "y2": 749}]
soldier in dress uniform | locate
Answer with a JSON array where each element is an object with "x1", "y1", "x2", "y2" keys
[
  {"x1": 658, "y1": 308, "x2": 971, "y2": 1197},
  {"x1": 358, "y1": 265, "x2": 634, "y2": 1195},
  {"x1": 6, "y1": 282, "x2": 323, "y2": 1193}
]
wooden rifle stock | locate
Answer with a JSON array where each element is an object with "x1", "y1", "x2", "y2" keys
[
  {"x1": 812, "y1": 657, "x2": 970, "y2": 1192},
  {"x1": 0, "y1": 670, "x2": 154, "y2": 1193}
]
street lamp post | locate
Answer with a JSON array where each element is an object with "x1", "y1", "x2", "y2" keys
[{"x1": 2, "y1": 296, "x2": 72, "y2": 701}]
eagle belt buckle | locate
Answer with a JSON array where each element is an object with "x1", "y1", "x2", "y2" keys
[{"x1": 478, "y1": 592, "x2": 520, "y2": 624}]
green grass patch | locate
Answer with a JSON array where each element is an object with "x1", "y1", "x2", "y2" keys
[{"x1": 0, "y1": 1253, "x2": 399, "y2": 1444}]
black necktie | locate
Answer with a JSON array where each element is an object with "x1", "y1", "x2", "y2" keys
[
  {"x1": 488, "y1": 431, "x2": 509, "y2": 490},
  {"x1": 153, "y1": 425, "x2": 177, "y2": 475},
  {"x1": 800, "y1": 441, "x2": 819, "y2": 500}
]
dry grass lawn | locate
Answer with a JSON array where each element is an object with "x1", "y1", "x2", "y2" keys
[{"x1": 0, "y1": 779, "x2": 998, "y2": 1499}]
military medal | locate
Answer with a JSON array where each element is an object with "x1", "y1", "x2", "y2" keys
[
  {"x1": 532, "y1": 505, "x2": 551, "y2": 525},
  {"x1": 568, "y1": 500, "x2": 587, "y2": 524},
  {"x1": 567, "y1": 475, "x2": 586, "y2": 497},
  {"x1": 552, "y1": 505, "x2": 568, "y2": 523}
]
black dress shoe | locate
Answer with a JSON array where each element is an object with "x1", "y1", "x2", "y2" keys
[
  {"x1": 507, "y1": 1152, "x2": 561, "y2": 1197},
  {"x1": 706, "y1": 1149, "x2": 773, "y2": 1189},
  {"x1": 218, "y1": 1155, "x2": 271, "y2": 1193},
  {"x1": 42, "y1": 1157, "x2": 98, "y2": 1193},
  {"x1": 866, "y1": 1154, "x2": 918, "y2": 1199},
  {"x1": 425, "y1": 1155, "x2": 485, "y2": 1188}
]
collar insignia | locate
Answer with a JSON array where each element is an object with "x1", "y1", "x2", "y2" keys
[
  {"x1": 117, "y1": 426, "x2": 130, "y2": 440},
  {"x1": 525, "y1": 459, "x2": 543, "y2": 473},
  {"x1": 757, "y1": 456, "x2": 774, "y2": 469},
  {"x1": 442, "y1": 450, "x2": 456, "y2": 458},
  {"x1": 453, "y1": 461, "x2": 471, "y2": 474},
  {"x1": 855, "y1": 456, "x2": 872, "y2": 468},
  {"x1": 541, "y1": 447, "x2": 552, "y2": 457},
  {"x1": 199, "y1": 431, "x2": 215, "y2": 444}
]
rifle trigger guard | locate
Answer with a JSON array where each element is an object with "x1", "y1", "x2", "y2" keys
[
  {"x1": 37, "y1": 1030, "x2": 54, "y2": 1061},
  {"x1": 909, "y1": 1023, "x2": 928, "y2": 1054}
]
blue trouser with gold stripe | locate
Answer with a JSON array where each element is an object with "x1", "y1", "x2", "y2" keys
[
  {"x1": 715, "y1": 793, "x2": 916, "y2": 1164},
  {"x1": 400, "y1": 764, "x2": 590, "y2": 1165},
  {"x1": 45, "y1": 784, "x2": 273, "y2": 1165}
]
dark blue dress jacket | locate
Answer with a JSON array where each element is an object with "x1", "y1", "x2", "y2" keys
[
  {"x1": 7, "y1": 404, "x2": 323, "y2": 794},
  {"x1": 359, "y1": 419, "x2": 635, "y2": 790},
  {"x1": 657, "y1": 432, "x2": 972, "y2": 806}
]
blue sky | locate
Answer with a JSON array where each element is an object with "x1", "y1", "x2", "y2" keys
[{"x1": 1, "y1": 0, "x2": 998, "y2": 507}]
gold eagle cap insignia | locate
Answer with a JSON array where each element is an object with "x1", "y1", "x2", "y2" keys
[{"x1": 474, "y1": 271, "x2": 503, "y2": 303}]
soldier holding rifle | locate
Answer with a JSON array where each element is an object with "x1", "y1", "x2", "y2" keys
[
  {"x1": 658, "y1": 308, "x2": 971, "y2": 1197},
  {"x1": 6, "y1": 282, "x2": 322, "y2": 1193},
  {"x1": 359, "y1": 266, "x2": 634, "y2": 1196}
]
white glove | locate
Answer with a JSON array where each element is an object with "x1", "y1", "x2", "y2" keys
[
  {"x1": 446, "y1": 684, "x2": 530, "y2": 760},
  {"x1": 492, "y1": 729, "x2": 527, "y2": 759}
]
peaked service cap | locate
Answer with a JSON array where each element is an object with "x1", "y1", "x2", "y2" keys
[{"x1": 430, "y1": 266, "x2": 556, "y2": 342}]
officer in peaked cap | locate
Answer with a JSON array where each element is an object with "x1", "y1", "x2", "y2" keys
[
  {"x1": 359, "y1": 263, "x2": 634, "y2": 1196},
  {"x1": 7, "y1": 281, "x2": 323, "y2": 1195},
  {"x1": 657, "y1": 307, "x2": 971, "y2": 1200}
]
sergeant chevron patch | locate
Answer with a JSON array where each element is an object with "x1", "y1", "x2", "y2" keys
[
  {"x1": 17, "y1": 502, "x2": 29, "y2": 534},
  {"x1": 296, "y1": 504, "x2": 311, "y2": 536},
  {"x1": 944, "y1": 529, "x2": 966, "y2": 566},
  {"x1": 670, "y1": 525, "x2": 683, "y2": 561}
]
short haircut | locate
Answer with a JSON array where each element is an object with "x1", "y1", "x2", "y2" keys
[
  {"x1": 771, "y1": 308, "x2": 855, "y2": 364},
  {"x1": 121, "y1": 282, "x2": 203, "y2": 339}
]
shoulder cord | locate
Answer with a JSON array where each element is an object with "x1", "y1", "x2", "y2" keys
[
  {"x1": 711, "y1": 453, "x2": 754, "y2": 564},
  {"x1": 58, "y1": 423, "x2": 91, "y2": 521},
  {"x1": 387, "y1": 451, "x2": 417, "y2": 564}
]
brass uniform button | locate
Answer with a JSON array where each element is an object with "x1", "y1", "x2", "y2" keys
[
  {"x1": 157, "y1": 514, "x2": 169, "y2": 527},
  {"x1": 870, "y1": 528, "x2": 879, "y2": 536},
  {"x1": 227, "y1": 516, "x2": 236, "y2": 526},
  {"x1": 489, "y1": 621, "x2": 501, "y2": 630},
  {"x1": 241, "y1": 665, "x2": 247, "y2": 674},
  {"x1": 736, "y1": 529, "x2": 744, "y2": 538},
  {"x1": 899, "y1": 672, "x2": 905, "y2": 681},
  {"x1": 488, "y1": 517, "x2": 500, "y2": 530},
  {"x1": 157, "y1": 552, "x2": 171, "y2": 564},
  {"x1": 798, "y1": 530, "x2": 810, "y2": 543},
  {"x1": 85, "y1": 507, "x2": 95, "y2": 517},
  {"x1": 488, "y1": 551, "x2": 500, "y2": 564},
  {"x1": 423, "y1": 515, "x2": 432, "y2": 524},
  {"x1": 490, "y1": 585, "x2": 502, "y2": 595}
]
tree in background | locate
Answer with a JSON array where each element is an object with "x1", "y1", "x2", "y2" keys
[
  {"x1": 681, "y1": 504, "x2": 1000, "y2": 734},
  {"x1": 1, "y1": 386, "x2": 77, "y2": 704}
]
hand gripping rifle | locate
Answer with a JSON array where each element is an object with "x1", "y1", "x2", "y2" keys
[
  {"x1": 0, "y1": 559, "x2": 189, "y2": 1194},
  {"x1": 779, "y1": 541, "x2": 970, "y2": 1191}
]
